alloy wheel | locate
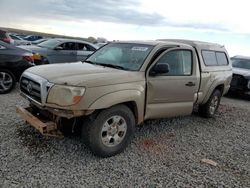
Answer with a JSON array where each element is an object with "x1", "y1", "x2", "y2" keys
[
  {"x1": 0, "y1": 72, "x2": 13, "y2": 93},
  {"x1": 101, "y1": 115, "x2": 127, "y2": 147},
  {"x1": 209, "y1": 95, "x2": 219, "y2": 115}
]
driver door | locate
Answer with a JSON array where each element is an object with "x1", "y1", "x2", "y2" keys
[{"x1": 145, "y1": 48, "x2": 199, "y2": 120}]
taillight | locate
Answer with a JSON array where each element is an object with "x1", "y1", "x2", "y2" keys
[
  {"x1": 23, "y1": 56, "x2": 34, "y2": 63},
  {"x1": 2, "y1": 38, "x2": 11, "y2": 44}
]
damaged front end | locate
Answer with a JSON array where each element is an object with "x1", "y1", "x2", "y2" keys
[{"x1": 17, "y1": 72, "x2": 92, "y2": 137}]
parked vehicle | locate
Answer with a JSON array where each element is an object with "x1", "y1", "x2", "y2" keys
[
  {"x1": 229, "y1": 55, "x2": 250, "y2": 95},
  {"x1": 31, "y1": 38, "x2": 48, "y2": 45},
  {"x1": 16, "y1": 40, "x2": 232, "y2": 157},
  {"x1": 9, "y1": 34, "x2": 31, "y2": 46},
  {"x1": 15, "y1": 34, "x2": 28, "y2": 39},
  {"x1": 0, "y1": 41, "x2": 34, "y2": 94},
  {"x1": 19, "y1": 38, "x2": 98, "y2": 64},
  {"x1": 0, "y1": 30, "x2": 14, "y2": 44},
  {"x1": 23, "y1": 35, "x2": 43, "y2": 41},
  {"x1": 96, "y1": 42, "x2": 108, "y2": 48}
]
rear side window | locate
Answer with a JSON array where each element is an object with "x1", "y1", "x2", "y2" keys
[
  {"x1": 77, "y1": 43, "x2": 96, "y2": 51},
  {"x1": 202, "y1": 50, "x2": 228, "y2": 66},
  {"x1": 216, "y1": 52, "x2": 228, "y2": 65},
  {"x1": 59, "y1": 42, "x2": 76, "y2": 50},
  {"x1": 202, "y1": 51, "x2": 217, "y2": 66}
]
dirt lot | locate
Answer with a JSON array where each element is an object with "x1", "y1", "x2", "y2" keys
[{"x1": 0, "y1": 89, "x2": 250, "y2": 187}]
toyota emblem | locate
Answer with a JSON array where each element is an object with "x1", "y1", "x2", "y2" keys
[{"x1": 27, "y1": 82, "x2": 33, "y2": 93}]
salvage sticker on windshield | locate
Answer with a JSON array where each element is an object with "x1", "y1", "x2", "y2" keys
[{"x1": 131, "y1": 47, "x2": 148, "y2": 51}]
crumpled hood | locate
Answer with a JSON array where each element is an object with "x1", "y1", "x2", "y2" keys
[
  {"x1": 233, "y1": 67, "x2": 250, "y2": 77},
  {"x1": 26, "y1": 62, "x2": 144, "y2": 87}
]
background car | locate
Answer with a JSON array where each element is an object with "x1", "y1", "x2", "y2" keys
[
  {"x1": 9, "y1": 34, "x2": 31, "y2": 46},
  {"x1": 229, "y1": 55, "x2": 250, "y2": 95},
  {"x1": 0, "y1": 29, "x2": 14, "y2": 44},
  {"x1": 23, "y1": 35, "x2": 43, "y2": 41},
  {"x1": 0, "y1": 41, "x2": 34, "y2": 94},
  {"x1": 31, "y1": 38, "x2": 48, "y2": 45},
  {"x1": 96, "y1": 42, "x2": 108, "y2": 48},
  {"x1": 19, "y1": 38, "x2": 98, "y2": 64}
]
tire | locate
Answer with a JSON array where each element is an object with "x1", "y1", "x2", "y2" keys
[
  {"x1": 82, "y1": 105, "x2": 135, "y2": 157},
  {"x1": 0, "y1": 69, "x2": 16, "y2": 94},
  {"x1": 199, "y1": 89, "x2": 222, "y2": 118}
]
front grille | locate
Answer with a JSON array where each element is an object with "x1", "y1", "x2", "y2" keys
[
  {"x1": 20, "y1": 77, "x2": 42, "y2": 103},
  {"x1": 230, "y1": 74, "x2": 247, "y2": 90}
]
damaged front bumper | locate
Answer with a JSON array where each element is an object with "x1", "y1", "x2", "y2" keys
[{"x1": 16, "y1": 106, "x2": 64, "y2": 138}]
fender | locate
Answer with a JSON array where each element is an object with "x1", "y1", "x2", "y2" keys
[
  {"x1": 202, "y1": 79, "x2": 225, "y2": 104},
  {"x1": 88, "y1": 89, "x2": 145, "y2": 124}
]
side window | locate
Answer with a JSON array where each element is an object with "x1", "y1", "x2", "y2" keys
[
  {"x1": 202, "y1": 51, "x2": 217, "y2": 66},
  {"x1": 216, "y1": 52, "x2": 228, "y2": 65},
  {"x1": 77, "y1": 43, "x2": 96, "y2": 51},
  {"x1": 155, "y1": 50, "x2": 192, "y2": 76},
  {"x1": 59, "y1": 42, "x2": 76, "y2": 50},
  {"x1": 85, "y1": 44, "x2": 96, "y2": 51}
]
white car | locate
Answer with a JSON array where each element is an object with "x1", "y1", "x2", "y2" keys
[{"x1": 9, "y1": 34, "x2": 31, "y2": 46}]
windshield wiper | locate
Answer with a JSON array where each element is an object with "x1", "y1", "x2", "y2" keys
[
  {"x1": 84, "y1": 60, "x2": 94, "y2": 64},
  {"x1": 95, "y1": 63, "x2": 127, "y2": 70},
  {"x1": 84, "y1": 61, "x2": 127, "y2": 70}
]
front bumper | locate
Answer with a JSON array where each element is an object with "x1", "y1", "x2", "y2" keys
[
  {"x1": 16, "y1": 106, "x2": 63, "y2": 138},
  {"x1": 230, "y1": 74, "x2": 250, "y2": 94}
]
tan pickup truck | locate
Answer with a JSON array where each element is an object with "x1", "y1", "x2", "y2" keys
[{"x1": 17, "y1": 39, "x2": 232, "y2": 157}]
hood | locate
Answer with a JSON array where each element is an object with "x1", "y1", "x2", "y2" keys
[
  {"x1": 26, "y1": 62, "x2": 144, "y2": 87},
  {"x1": 232, "y1": 67, "x2": 250, "y2": 77}
]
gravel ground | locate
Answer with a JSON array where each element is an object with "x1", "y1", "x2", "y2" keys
[{"x1": 0, "y1": 88, "x2": 250, "y2": 187}]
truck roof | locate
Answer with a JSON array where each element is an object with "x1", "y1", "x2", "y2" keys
[
  {"x1": 114, "y1": 39, "x2": 225, "y2": 50},
  {"x1": 113, "y1": 40, "x2": 190, "y2": 47},
  {"x1": 158, "y1": 39, "x2": 224, "y2": 48}
]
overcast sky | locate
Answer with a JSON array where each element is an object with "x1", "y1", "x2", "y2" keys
[{"x1": 0, "y1": 0, "x2": 250, "y2": 56}]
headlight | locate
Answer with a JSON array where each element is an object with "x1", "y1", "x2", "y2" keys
[{"x1": 47, "y1": 85, "x2": 85, "y2": 106}]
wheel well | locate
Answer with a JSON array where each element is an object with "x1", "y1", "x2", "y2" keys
[
  {"x1": 122, "y1": 101, "x2": 138, "y2": 123},
  {"x1": 88, "y1": 101, "x2": 139, "y2": 124},
  {"x1": 215, "y1": 84, "x2": 224, "y2": 95}
]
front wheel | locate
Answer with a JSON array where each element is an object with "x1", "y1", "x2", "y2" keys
[
  {"x1": 0, "y1": 69, "x2": 16, "y2": 94},
  {"x1": 199, "y1": 89, "x2": 222, "y2": 118},
  {"x1": 82, "y1": 105, "x2": 135, "y2": 157}
]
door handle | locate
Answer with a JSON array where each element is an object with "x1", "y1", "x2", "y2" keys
[{"x1": 185, "y1": 82, "x2": 196, "y2": 87}]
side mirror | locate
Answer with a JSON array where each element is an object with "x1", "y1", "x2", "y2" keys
[
  {"x1": 150, "y1": 63, "x2": 170, "y2": 76},
  {"x1": 54, "y1": 46, "x2": 63, "y2": 50}
]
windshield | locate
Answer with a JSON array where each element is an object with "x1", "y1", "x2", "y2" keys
[
  {"x1": 86, "y1": 43, "x2": 154, "y2": 71},
  {"x1": 232, "y1": 58, "x2": 250, "y2": 70},
  {"x1": 38, "y1": 39, "x2": 60, "y2": 48}
]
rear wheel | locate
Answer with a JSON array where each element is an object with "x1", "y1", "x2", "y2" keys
[
  {"x1": 199, "y1": 89, "x2": 221, "y2": 118},
  {"x1": 82, "y1": 105, "x2": 135, "y2": 157},
  {"x1": 0, "y1": 69, "x2": 16, "y2": 94}
]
